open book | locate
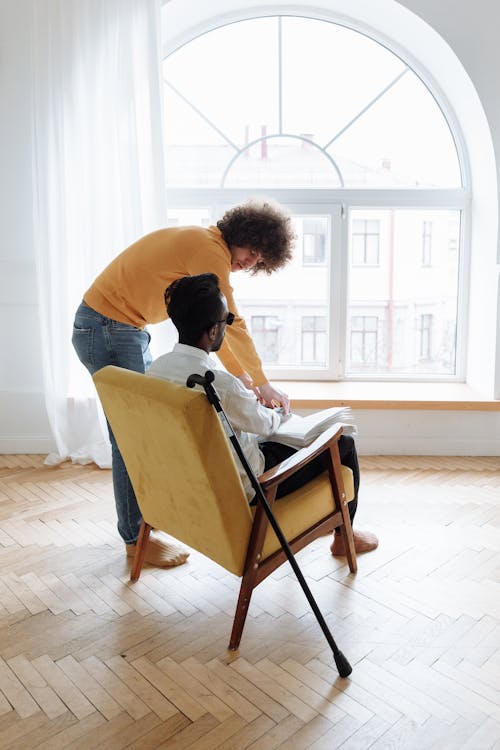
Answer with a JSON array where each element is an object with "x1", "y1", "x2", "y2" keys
[{"x1": 265, "y1": 406, "x2": 356, "y2": 449}]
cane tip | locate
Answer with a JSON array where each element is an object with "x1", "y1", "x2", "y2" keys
[{"x1": 334, "y1": 650, "x2": 352, "y2": 678}]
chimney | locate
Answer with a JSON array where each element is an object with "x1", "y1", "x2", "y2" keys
[
  {"x1": 300, "y1": 134, "x2": 313, "y2": 151},
  {"x1": 244, "y1": 124, "x2": 250, "y2": 158},
  {"x1": 261, "y1": 125, "x2": 267, "y2": 160}
]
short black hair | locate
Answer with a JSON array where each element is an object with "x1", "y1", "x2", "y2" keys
[
  {"x1": 217, "y1": 199, "x2": 295, "y2": 274},
  {"x1": 164, "y1": 273, "x2": 224, "y2": 344}
]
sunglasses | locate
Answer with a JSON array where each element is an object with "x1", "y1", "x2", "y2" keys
[{"x1": 213, "y1": 312, "x2": 235, "y2": 326}]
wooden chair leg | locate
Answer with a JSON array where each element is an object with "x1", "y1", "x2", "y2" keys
[
  {"x1": 229, "y1": 490, "x2": 276, "y2": 650},
  {"x1": 328, "y1": 442, "x2": 357, "y2": 574},
  {"x1": 229, "y1": 566, "x2": 259, "y2": 650},
  {"x1": 130, "y1": 520, "x2": 152, "y2": 582},
  {"x1": 338, "y1": 507, "x2": 357, "y2": 574}
]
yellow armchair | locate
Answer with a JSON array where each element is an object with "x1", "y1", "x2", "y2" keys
[{"x1": 93, "y1": 365, "x2": 357, "y2": 652}]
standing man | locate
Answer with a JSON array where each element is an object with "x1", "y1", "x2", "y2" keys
[{"x1": 72, "y1": 200, "x2": 295, "y2": 566}]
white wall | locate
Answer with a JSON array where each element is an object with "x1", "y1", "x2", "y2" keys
[
  {"x1": 1, "y1": 0, "x2": 499, "y2": 455},
  {"x1": 400, "y1": 0, "x2": 500, "y2": 260}
]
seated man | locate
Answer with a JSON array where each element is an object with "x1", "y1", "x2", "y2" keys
[{"x1": 148, "y1": 273, "x2": 378, "y2": 556}]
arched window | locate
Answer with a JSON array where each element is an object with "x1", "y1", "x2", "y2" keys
[{"x1": 163, "y1": 14, "x2": 468, "y2": 381}]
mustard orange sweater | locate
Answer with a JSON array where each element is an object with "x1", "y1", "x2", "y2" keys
[{"x1": 84, "y1": 225, "x2": 267, "y2": 386}]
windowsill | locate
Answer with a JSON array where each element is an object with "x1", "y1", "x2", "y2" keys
[{"x1": 273, "y1": 380, "x2": 500, "y2": 411}]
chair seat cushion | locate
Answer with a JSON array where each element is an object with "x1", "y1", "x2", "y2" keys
[{"x1": 259, "y1": 465, "x2": 354, "y2": 560}]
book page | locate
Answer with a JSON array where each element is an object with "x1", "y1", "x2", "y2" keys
[{"x1": 266, "y1": 406, "x2": 356, "y2": 448}]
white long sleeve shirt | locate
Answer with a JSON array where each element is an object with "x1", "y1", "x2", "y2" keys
[{"x1": 147, "y1": 344, "x2": 281, "y2": 499}]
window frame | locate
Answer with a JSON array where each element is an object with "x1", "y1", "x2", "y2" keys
[
  {"x1": 301, "y1": 218, "x2": 328, "y2": 266},
  {"x1": 349, "y1": 314, "x2": 379, "y2": 366},
  {"x1": 351, "y1": 218, "x2": 381, "y2": 266},
  {"x1": 166, "y1": 187, "x2": 470, "y2": 383},
  {"x1": 418, "y1": 312, "x2": 433, "y2": 360},
  {"x1": 301, "y1": 314, "x2": 328, "y2": 364},
  {"x1": 162, "y1": 9, "x2": 472, "y2": 384},
  {"x1": 250, "y1": 314, "x2": 281, "y2": 364},
  {"x1": 421, "y1": 220, "x2": 433, "y2": 266}
]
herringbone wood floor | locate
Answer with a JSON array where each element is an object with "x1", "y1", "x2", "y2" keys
[{"x1": 1, "y1": 455, "x2": 499, "y2": 749}]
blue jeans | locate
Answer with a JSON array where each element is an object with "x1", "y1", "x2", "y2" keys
[{"x1": 72, "y1": 301, "x2": 152, "y2": 544}]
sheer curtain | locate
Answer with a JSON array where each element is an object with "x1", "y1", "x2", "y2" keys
[{"x1": 31, "y1": 0, "x2": 167, "y2": 466}]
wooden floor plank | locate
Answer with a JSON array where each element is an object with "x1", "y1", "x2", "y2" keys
[
  {"x1": 6, "y1": 655, "x2": 67, "y2": 719},
  {"x1": 207, "y1": 656, "x2": 290, "y2": 724},
  {"x1": 104, "y1": 655, "x2": 178, "y2": 721},
  {"x1": 101, "y1": 713, "x2": 189, "y2": 750},
  {"x1": 79, "y1": 656, "x2": 151, "y2": 720},
  {"x1": 30, "y1": 655, "x2": 96, "y2": 720},
  {"x1": 0, "y1": 455, "x2": 499, "y2": 748},
  {"x1": 131, "y1": 656, "x2": 207, "y2": 721},
  {"x1": 0, "y1": 656, "x2": 41, "y2": 718},
  {"x1": 155, "y1": 655, "x2": 236, "y2": 723}
]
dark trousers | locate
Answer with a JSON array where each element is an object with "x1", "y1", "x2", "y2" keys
[{"x1": 259, "y1": 434, "x2": 359, "y2": 526}]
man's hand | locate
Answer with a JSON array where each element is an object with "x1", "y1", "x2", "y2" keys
[{"x1": 257, "y1": 382, "x2": 291, "y2": 414}]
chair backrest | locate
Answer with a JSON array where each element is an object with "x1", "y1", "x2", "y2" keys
[{"x1": 93, "y1": 366, "x2": 254, "y2": 575}]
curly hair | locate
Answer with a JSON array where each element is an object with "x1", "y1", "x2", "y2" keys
[
  {"x1": 217, "y1": 199, "x2": 295, "y2": 274},
  {"x1": 164, "y1": 273, "x2": 223, "y2": 343}
]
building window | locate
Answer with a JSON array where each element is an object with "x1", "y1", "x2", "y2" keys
[
  {"x1": 302, "y1": 218, "x2": 327, "y2": 265},
  {"x1": 350, "y1": 316, "x2": 378, "y2": 366},
  {"x1": 448, "y1": 220, "x2": 459, "y2": 253},
  {"x1": 422, "y1": 220, "x2": 432, "y2": 266},
  {"x1": 351, "y1": 219, "x2": 380, "y2": 265},
  {"x1": 163, "y1": 13, "x2": 466, "y2": 381},
  {"x1": 418, "y1": 313, "x2": 433, "y2": 359},
  {"x1": 251, "y1": 315, "x2": 280, "y2": 363},
  {"x1": 301, "y1": 316, "x2": 327, "y2": 363}
]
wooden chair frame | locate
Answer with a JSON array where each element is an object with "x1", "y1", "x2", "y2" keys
[{"x1": 131, "y1": 423, "x2": 357, "y2": 651}]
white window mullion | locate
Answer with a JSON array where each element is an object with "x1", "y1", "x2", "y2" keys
[{"x1": 330, "y1": 203, "x2": 344, "y2": 379}]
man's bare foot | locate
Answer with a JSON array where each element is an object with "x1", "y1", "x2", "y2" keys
[
  {"x1": 126, "y1": 532, "x2": 190, "y2": 567},
  {"x1": 331, "y1": 529, "x2": 378, "y2": 556}
]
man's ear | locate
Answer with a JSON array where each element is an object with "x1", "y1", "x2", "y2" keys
[{"x1": 208, "y1": 324, "x2": 218, "y2": 341}]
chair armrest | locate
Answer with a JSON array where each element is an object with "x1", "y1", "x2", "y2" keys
[{"x1": 258, "y1": 423, "x2": 344, "y2": 491}]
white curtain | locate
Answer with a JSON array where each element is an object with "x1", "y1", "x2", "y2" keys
[{"x1": 31, "y1": 0, "x2": 167, "y2": 466}]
